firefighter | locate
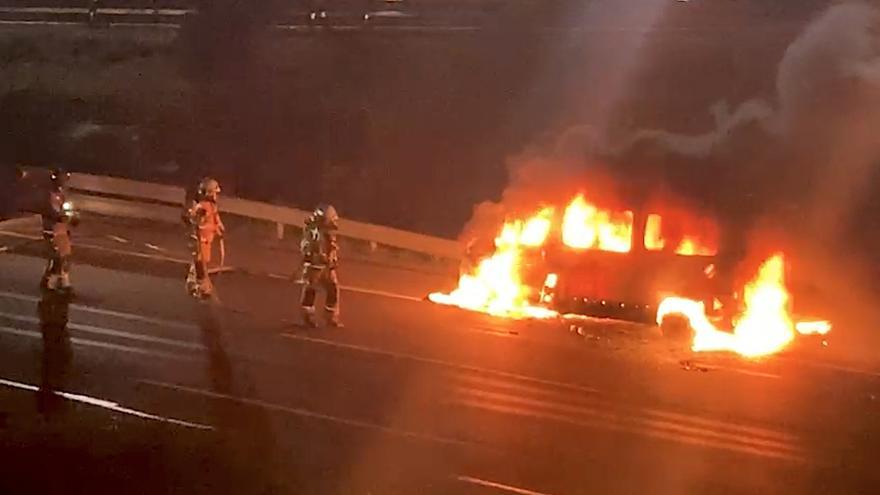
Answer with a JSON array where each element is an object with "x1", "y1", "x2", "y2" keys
[
  {"x1": 299, "y1": 204, "x2": 342, "y2": 327},
  {"x1": 40, "y1": 169, "x2": 78, "y2": 293},
  {"x1": 184, "y1": 177, "x2": 225, "y2": 299}
]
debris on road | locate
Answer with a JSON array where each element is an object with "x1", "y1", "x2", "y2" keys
[{"x1": 679, "y1": 359, "x2": 709, "y2": 372}]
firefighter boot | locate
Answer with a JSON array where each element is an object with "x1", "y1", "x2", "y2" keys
[
  {"x1": 325, "y1": 307, "x2": 343, "y2": 328},
  {"x1": 302, "y1": 306, "x2": 318, "y2": 328},
  {"x1": 185, "y1": 265, "x2": 199, "y2": 297}
]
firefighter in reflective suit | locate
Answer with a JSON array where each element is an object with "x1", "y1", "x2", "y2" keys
[
  {"x1": 40, "y1": 169, "x2": 78, "y2": 293},
  {"x1": 184, "y1": 178, "x2": 225, "y2": 298},
  {"x1": 300, "y1": 204, "x2": 342, "y2": 327}
]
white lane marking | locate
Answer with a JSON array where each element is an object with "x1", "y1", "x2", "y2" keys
[
  {"x1": 0, "y1": 290, "x2": 198, "y2": 331},
  {"x1": 456, "y1": 476, "x2": 553, "y2": 495},
  {"x1": 280, "y1": 333, "x2": 601, "y2": 395},
  {"x1": 107, "y1": 235, "x2": 129, "y2": 244},
  {"x1": 455, "y1": 397, "x2": 805, "y2": 462},
  {"x1": 0, "y1": 377, "x2": 211, "y2": 430},
  {"x1": 0, "y1": 19, "x2": 80, "y2": 26},
  {"x1": 0, "y1": 230, "x2": 189, "y2": 264},
  {"x1": 701, "y1": 364, "x2": 782, "y2": 380},
  {"x1": 142, "y1": 379, "x2": 476, "y2": 447},
  {"x1": 144, "y1": 243, "x2": 164, "y2": 252},
  {"x1": 0, "y1": 326, "x2": 191, "y2": 362},
  {"x1": 454, "y1": 387, "x2": 799, "y2": 453},
  {"x1": 0, "y1": 311, "x2": 203, "y2": 351},
  {"x1": 0, "y1": 7, "x2": 191, "y2": 15},
  {"x1": 0, "y1": 18, "x2": 484, "y2": 33},
  {"x1": 450, "y1": 373, "x2": 796, "y2": 443}
]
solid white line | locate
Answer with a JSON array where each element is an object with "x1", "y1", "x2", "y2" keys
[
  {"x1": 142, "y1": 379, "x2": 475, "y2": 447},
  {"x1": 0, "y1": 325, "x2": 191, "y2": 362},
  {"x1": 456, "y1": 476, "x2": 553, "y2": 495},
  {"x1": 0, "y1": 7, "x2": 191, "y2": 16},
  {"x1": 280, "y1": 333, "x2": 601, "y2": 395},
  {"x1": 0, "y1": 376, "x2": 211, "y2": 430},
  {"x1": 0, "y1": 229, "x2": 189, "y2": 264},
  {"x1": 704, "y1": 364, "x2": 782, "y2": 380},
  {"x1": 0, "y1": 19, "x2": 80, "y2": 26},
  {"x1": 0, "y1": 290, "x2": 198, "y2": 331},
  {"x1": 0, "y1": 311, "x2": 203, "y2": 351}
]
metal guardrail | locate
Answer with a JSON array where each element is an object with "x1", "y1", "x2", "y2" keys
[{"x1": 68, "y1": 173, "x2": 462, "y2": 260}]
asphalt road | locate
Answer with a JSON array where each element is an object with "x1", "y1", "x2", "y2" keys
[{"x1": 1, "y1": 221, "x2": 880, "y2": 494}]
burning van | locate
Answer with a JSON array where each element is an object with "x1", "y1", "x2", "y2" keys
[
  {"x1": 431, "y1": 192, "x2": 726, "y2": 322},
  {"x1": 539, "y1": 196, "x2": 722, "y2": 322}
]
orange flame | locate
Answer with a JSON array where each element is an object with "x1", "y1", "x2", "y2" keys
[
  {"x1": 562, "y1": 195, "x2": 632, "y2": 253},
  {"x1": 433, "y1": 193, "x2": 724, "y2": 321},
  {"x1": 657, "y1": 254, "x2": 829, "y2": 358},
  {"x1": 428, "y1": 208, "x2": 557, "y2": 319},
  {"x1": 645, "y1": 214, "x2": 717, "y2": 256}
]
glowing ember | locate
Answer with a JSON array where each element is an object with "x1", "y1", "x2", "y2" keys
[
  {"x1": 562, "y1": 195, "x2": 632, "y2": 253},
  {"x1": 796, "y1": 320, "x2": 832, "y2": 335},
  {"x1": 428, "y1": 208, "x2": 558, "y2": 319},
  {"x1": 657, "y1": 254, "x2": 820, "y2": 358}
]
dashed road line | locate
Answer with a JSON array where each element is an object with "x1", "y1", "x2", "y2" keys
[
  {"x1": 0, "y1": 325, "x2": 190, "y2": 362},
  {"x1": 0, "y1": 311, "x2": 203, "y2": 351},
  {"x1": 0, "y1": 290, "x2": 198, "y2": 331},
  {"x1": 141, "y1": 379, "x2": 479, "y2": 448}
]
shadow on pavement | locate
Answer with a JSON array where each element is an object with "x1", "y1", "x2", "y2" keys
[{"x1": 36, "y1": 290, "x2": 72, "y2": 417}]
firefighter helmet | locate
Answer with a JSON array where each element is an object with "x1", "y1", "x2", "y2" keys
[
  {"x1": 313, "y1": 204, "x2": 339, "y2": 229},
  {"x1": 199, "y1": 177, "x2": 221, "y2": 199}
]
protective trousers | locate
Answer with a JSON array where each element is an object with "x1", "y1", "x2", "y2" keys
[
  {"x1": 187, "y1": 231, "x2": 215, "y2": 296},
  {"x1": 41, "y1": 226, "x2": 71, "y2": 291},
  {"x1": 300, "y1": 264, "x2": 340, "y2": 322}
]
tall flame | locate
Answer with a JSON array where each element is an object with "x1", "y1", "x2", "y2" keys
[
  {"x1": 428, "y1": 208, "x2": 557, "y2": 319},
  {"x1": 562, "y1": 195, "x2": 632, "y2": 253},
  {"x1": 657, "y1": 254, "x2": 827, "y2": 358}
]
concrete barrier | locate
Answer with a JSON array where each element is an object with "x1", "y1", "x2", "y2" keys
[{"x1": 66, "y1": 173, "x2": 461, "y2": 261}]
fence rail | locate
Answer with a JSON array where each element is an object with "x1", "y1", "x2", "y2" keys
[{"x1": 67, "y1": 173, "x2": 462, "y2": 260}]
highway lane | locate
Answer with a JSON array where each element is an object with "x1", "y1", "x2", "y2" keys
[{"x1": 0, "y1": 236, "x2": 879, "y2": 493}]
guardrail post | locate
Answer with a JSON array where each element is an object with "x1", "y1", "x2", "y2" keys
[{"x1": 276, "y1": 222, "x2": 285, "y2": 241}]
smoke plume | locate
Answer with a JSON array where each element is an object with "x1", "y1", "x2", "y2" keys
[{"x1": 466, "y1": 1, "x2": 880, "y2": 253}]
